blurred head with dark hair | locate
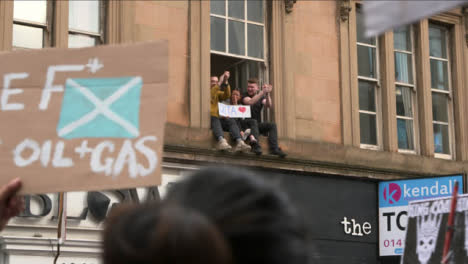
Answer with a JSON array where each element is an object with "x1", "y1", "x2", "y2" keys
[
  {"x1": 103, "y1": 202, "x2": 232, "y2": 264},
  {"x1": 103, "y1": 167, "x2": 308, "y2": 264}
]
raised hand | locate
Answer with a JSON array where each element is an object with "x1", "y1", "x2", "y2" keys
[
  {"x1": 0, "y1": 178, "x2": 24, "y2": 231},
  {"x1": 262, "y1": 84, "x2": 272, "y2": 94}
]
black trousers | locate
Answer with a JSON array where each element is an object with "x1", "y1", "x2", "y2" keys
[
  {"x1": 211, "y1": 116, "x2": 241, "y2": 141},
  {"x1": 240, "y1": 119, "x2": 279, "y2": 151}
]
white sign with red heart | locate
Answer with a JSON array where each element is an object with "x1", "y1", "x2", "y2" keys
[{"x1": 218, "y1": 103, "x2": 251, "y2": 118}]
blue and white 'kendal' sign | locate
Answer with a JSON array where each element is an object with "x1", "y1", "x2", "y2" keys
[{"x1": 378, "y1": 175, "x2": 463, "y2": 256}]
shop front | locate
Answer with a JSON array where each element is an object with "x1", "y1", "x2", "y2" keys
[
  {"x1": 5, "y1": 162, "x2": 462, "y2": 264},
  {"x1": 265, "y1": 170, "x2": 379, "y2": 264}
]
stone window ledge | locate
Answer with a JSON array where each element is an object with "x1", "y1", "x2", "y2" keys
[{"x1": 163, "y1": 123, "x2": 467, "y2": 180}]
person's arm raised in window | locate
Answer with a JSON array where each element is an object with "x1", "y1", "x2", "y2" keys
[
  {"x1": 218, "y1": 71, "x2": 231, "y2": 101},
  {"x1": 263, "y1": 84, "x2": 273, "y2": 108}
]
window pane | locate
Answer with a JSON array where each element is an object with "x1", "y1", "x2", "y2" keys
[
  {"x1": 397, "y1": 119, "x2": 414, "y2": 150},
  {"x1": 433, "y1": 124, "x2": 450, "y2": 154},
  {"x1": 248, "y1": 61, "x2": 259, "y2": 80},
  {"x1": 356, "y1": 8, "x2": 375, "y2": 45},
  {"x1": 14, "y1": 0, "x2": 47, "y2": 24},
  {"x1": 394, "y1": 25, "x2": 411, "y2": 51},
  {"x1": 394, "y1": 52, "x2": 413, "y2": 84},
  {"x1": 430, "y1": 59, "x2": 449, "y2": 91},
  {"x1": 247, "y1": 0, "x2": 263, "y2": 23},
  {"x1": 69, "y1": 34, "x2": 96, "y2": 48},
  {"x1": 239, "y1": 62, "x2": 247, "y2": 91},
  {"x1": 12, "y1": 24, "x2": 43, "y2": 49},
  {"x1": 429, "y1": 25, "x2": 447, "y2": 59},
  {"x1": 396, "y1": 86, "x2": 413, "y2": 117},
  {"x1": 248, "y1": 24, "x2": 263, "y2": 59},
  {"x1": 229, "y1": 20, "x2": 245, "y2": 55},
  {"x1": 360, "y1": 113, "x2": 377, "y2": 145},
  {"x1": 432, "y1": 93, "x2": 448, "y2": 122},
  {"x1": 359, "y1": 81, "x2": 376, "y2": 112},
  {"x1": 211, "y1": 17, "x2": 226, "y2": 52},
  {"x1": 69, "y1": 0, "x2": 100, "y2": 33},
  {"x1": 357, "y1": 46, "x2": 376, "y2": 78},
  {"x1": 228, "y1": 0, "x2": 244, "y2": 19},
  {"x1": 211, "y1": 0, "x2": 225, "y2": 16}
]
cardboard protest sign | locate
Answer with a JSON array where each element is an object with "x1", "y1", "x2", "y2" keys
[
  {"x1": 379, "y1": 175, "x2": 463, "y2": 256},
  {"x1": 0, "y1": 41, "x2": 168, "y2": 194},
  {"x1": 402, "y1": 194, "x2": 468, "y2": 264},
  {"x1": 218, "y1": 103, "x2": 251, "y2": 118}
]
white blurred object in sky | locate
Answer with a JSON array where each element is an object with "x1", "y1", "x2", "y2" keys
[{"x1": 363, "y1": 0, "x2": 468, "y2": 37}]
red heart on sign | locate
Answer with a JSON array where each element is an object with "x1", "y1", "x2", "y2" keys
[{"x1": 238, "y1": 107, "x2": 246, "y2": 113}]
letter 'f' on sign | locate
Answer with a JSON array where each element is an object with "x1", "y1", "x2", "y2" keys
[{"x1": 39, "y1": 65, "x2": 85, "y2": 110}]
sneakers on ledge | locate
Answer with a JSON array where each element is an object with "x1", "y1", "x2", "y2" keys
[
  {"x1": 270, "y1": 148, "x2": 287, "y2": 158},
  {"x1": 233, "y1": 140, "x2": 251, "y2": 153},
  {"x1": 216, "y1": 138, "x2": 232, "y2": 151},
  {"x1": 251, "y1": 142, "x2": 263, "y2": 156}
]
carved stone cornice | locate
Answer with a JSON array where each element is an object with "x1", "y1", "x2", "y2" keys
[
  {"x1": 339, "y1": 0, "x2": 352, "y2": 22},
  {"x1": 285, "y1": 0, "x2": 297, "y2": 13},
  {"x1": 463, "y1": 7, "x2": 468, "y2": 46}
]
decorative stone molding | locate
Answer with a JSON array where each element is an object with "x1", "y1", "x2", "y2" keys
[
  {"x1": 285, "y1": 0, "x2": 296, "y2": 13},
  {"x1": 339, "y1": 0, "x2": 352, "y2": 22},
  {"x1": 464, "y1": 7, "x2": 468, "y2": 46}
]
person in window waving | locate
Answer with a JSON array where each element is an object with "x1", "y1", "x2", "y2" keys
[
  {"x1": 210, "y1": 71, "x2": 251, "y2": 152},
  {"x1": 242, "y1": 79, "x2": 286, "y2": 158}
]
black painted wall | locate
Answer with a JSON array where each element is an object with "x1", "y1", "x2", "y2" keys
[{"x1": 267, "y1": 171, "x2": 379, "y2": 264}]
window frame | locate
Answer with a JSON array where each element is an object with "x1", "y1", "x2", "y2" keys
[
  {"x1": 68, "y1": 0, "x2": 107, "y2": 48},
  {"x1": 356, "y1": 6, "x2": 382, "y2": 150},
  {"x1": 429, "y1": 22, "x2": 455, "y2": 160},
  {"x1": 12, "y1": 0, "x2": 53, "y2": 49},
  {"x1": 394, "y1": 25, "x2": 420, "y2": 154},
  {"x1": 210, "y1": 0, "x2": 267, "y2": 62},
  {"x1": 210, "y1": 0, "x2": 274, "y2": 124},
  {"x1": 342, "y1": 3, "x2": 466, "y2": 158},
  {"x1": 9, "y1": 0, "x2": 108, "y2": 50}
]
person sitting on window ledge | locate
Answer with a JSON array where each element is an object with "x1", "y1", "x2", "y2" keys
[
  {"x1": 242, "y1": 79, "x2": 286, "y2": 158},
  {"x1": 230, "y1": 89, "x2": 262, "y2": 155},
  {"x1": 211, "y1": 71, "x2": 251, "y2": 152}
]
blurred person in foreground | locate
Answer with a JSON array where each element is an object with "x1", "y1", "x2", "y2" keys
[
  {"x1": 0, "y1": 178, "x2": 24, "y2": 231},
  {"x1": 103, "y1": 167, "x2": 308, "y2": 264}
]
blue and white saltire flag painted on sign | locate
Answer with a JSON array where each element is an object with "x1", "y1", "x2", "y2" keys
[
  {"x1": 57, "y1": 77, "x2": 143, "y2": 139},
  {"x1": 363, "y1": 0, "x2": 468, "y2": 38}
]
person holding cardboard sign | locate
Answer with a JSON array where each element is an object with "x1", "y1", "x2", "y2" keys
[
  {"x1": 210, "y1": 71, "x2": 251, "y2": 152},
  {"x1": 242, "y1": 79, "x2": 286, "y2": 158},
  {"x1": 0, "y1": 178, "x2": 24, "y2": 231}
]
